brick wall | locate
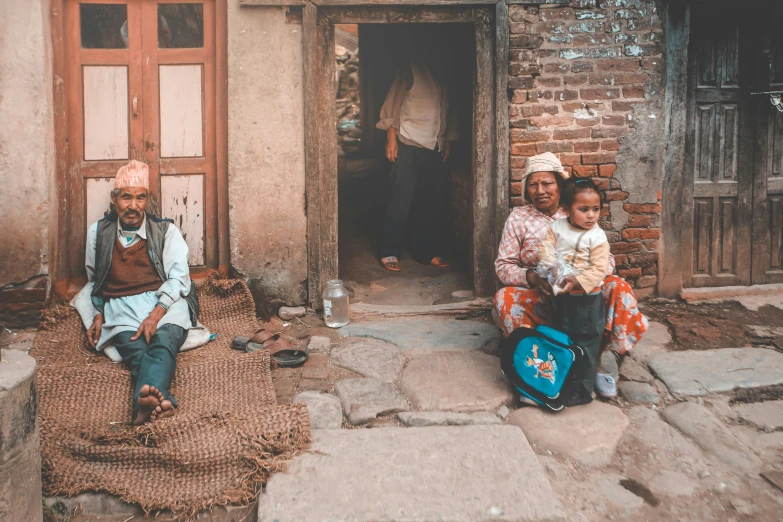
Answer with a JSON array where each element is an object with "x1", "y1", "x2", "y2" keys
[
  {"x1": 508, "y1": 0, "x2": 664, "y2": 296},
  {"x1": 0, "y1": 276, "x2": 48, "y2": 328}
]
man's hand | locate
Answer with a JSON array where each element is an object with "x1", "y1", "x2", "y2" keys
[
  {"x1": 558, "y1": 275, "x2": 583, "y2": 295},
  {"x1": 386, "y1": 127, "x2": 398, "y2": 163},
  {"x1": 131, "y1": 305, "x2": 167, "y2": 344},
  {"x1": 440, "y1": 141, "x2": 451, "y2": 163},
  {"x1": 87, "y1": 314, "x2": 103, "y2": 348},
  {"x1": 526, "y1": 271, "x2": 553, "y2": 296}
]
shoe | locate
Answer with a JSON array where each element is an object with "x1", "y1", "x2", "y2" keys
[{"x1": 595, "y1": 373, "x2": 618, "y2": 398}]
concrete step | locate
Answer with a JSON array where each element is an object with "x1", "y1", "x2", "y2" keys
[{"x1": 258, "y1": 425, "x2": 565, "y2": 522}]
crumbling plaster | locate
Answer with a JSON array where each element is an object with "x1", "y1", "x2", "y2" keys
[
  {"x1": 227, "y1": 4, "x2": 307, "y2": 314},
  {"x1": 0, "y1": 0, "x2": 55, "y2": 287}
]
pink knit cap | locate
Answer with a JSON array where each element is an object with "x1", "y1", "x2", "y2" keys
[{"x1": 114, "y1": 160, "x2": 150, "y2": 190}]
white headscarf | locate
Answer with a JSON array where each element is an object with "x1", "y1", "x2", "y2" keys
[{"x1": 522, "y1": 152, "x2": 570, "y2": 181}]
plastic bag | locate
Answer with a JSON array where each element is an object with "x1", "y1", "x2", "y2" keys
[{"x1": 536, "y1": 253, "x2": 581, "y2": 295}]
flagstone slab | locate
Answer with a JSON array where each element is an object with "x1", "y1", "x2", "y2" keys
[
  {"x1": 397, "y1": 411, "x2": 502, "y2": 427},
  {"x1": 330, "y1": 338, "x2": 406, "y2": 383},
  {"x1": 292, "y1": 391, "x2": 343, "y2": 429},
  {"x1": 663, "y1": 402, "x2": 762, "y2": 475},
  {"x1": 338, "y1": 318, "x2": 502, "y2": 352},
  {"x1": 400, "y1": 352, "x2": 514, "y2": 412},
  {"x1": 732, "y1": 400, "x2": 783, "y2": 431},
  {"x1": 509, "y1": 401, "x2": 629, "y2": 468},
  {"x1": 258, "y1": 426, "x2": 565, "y2": 522},
  {"x1": 648, "y1": 348, "x2": 783, "y2": 397},
  {"x1": 618, "y1": 381, "x2": 661, "y2": 405},
  {"x1": 334, "y1": 378, "x2": 408, "y2": 425},
  {"x1": 629, "y1": 321, "x2": 671, "y2": 365}
]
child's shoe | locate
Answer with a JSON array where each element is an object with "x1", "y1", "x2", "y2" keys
[{"x1": 595, "y1": 373, "x2": 617, "y2": 398}]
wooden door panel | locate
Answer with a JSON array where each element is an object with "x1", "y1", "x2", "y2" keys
[
  {"x1": 684, "y1": 12, "x2": 752, "y2": 287},
  {"x1": 83, "y1": 65, "x2": 129, "y2": 160}
]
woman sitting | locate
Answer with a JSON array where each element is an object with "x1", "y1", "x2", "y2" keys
[{"x1": 493, "y1": 152, "x2": 648, "y2": 398}]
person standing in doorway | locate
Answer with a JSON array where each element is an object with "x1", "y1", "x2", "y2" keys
[{"x1": 376, "y1": 41, "x2": 458, "y2": 272}]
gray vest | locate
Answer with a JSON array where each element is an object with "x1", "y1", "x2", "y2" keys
[{"x1": 91, "y1": 212, "x2": 199, "y2": 326}]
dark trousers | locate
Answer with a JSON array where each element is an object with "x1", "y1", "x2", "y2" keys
[
  {"x1": 551, "y1": 293, "x2": 606, "y2": 400},
  {"x1": 114, "y1": 324, "x2": 187, "y2": 414},
  {"x1": 382, "y1": 141, "x2": 447, "y2": 263}
]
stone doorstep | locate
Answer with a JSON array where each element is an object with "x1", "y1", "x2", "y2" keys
[
  {"x1": 680, "y1": 283, "x2": 783, "y2": 303},
  {"x1": 43, "y1": 494, "x2": 257, "y2": 521},
  {"x1": 258, "y1": 426, "x2": 566, "y2": 522}
]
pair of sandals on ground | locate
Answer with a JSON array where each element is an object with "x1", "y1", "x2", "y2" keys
[
  {"x1": 380, "y1": 256, "x2": 449, "y2": 272},
  {"x1": 232, "y1": 327, "x2": 308, "y2": 368}
]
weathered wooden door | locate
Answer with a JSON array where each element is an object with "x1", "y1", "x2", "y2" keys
[
  {"x1": 63, "y1": 0, "x2": 219, "y2": 284},
  {"x1": 683, "y1": 9, "x2": 783, "y2": 287},
  {"x1": 750, "y1": 19, "x2": 783, "y2": 284}
]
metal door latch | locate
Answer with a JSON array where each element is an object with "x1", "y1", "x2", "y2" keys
[{"x1": 751, "y1": 91, "x2": 783, "y2": 112}]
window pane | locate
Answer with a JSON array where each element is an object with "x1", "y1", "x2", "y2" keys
[
  {"x1": 80, "y1": 4, "x2": 128, "y2": 49},
  {"x1": 158, "y1": 4, "x2": 204, "y2": 48}
]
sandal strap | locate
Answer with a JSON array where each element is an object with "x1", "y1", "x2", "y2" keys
[{"x1": 249, "y1": 328, "x2": 275, "y2": 344}]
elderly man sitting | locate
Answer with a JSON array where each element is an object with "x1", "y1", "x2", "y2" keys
[{"x1": 85, "y1": 160, "x2": 199, "y2": 425}]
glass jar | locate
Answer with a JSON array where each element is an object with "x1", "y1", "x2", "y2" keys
[{"x1": 322, "y1": 279, "x2": 350, "y2": 328}]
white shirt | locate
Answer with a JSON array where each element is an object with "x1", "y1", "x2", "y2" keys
[{"x1": 85, "y1": 215, "x2": 193, "y2": 350}]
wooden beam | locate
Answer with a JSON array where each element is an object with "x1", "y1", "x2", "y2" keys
[
  {"x1": 313, "y1": 0, "x2": 498, "y2": 5},
  {"x1": 321, "y1": 5, "x2": 485, "y2": 23},
  {"x1": 240, "y1": 0, "x2": 305, "y2": 6},
  {"x1": 493, "y1": 0, "x2": 509, "y2": 293},
  {"x1": 303, "y1": 2, "x2": 322, "y2": 307},
  {"x1": 472, "y1": 11, "x2": 495, "y2": 298}
]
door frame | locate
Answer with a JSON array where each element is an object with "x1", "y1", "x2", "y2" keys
[
  {"x1": 49, "y1": 0, "x2": 230, "y2": 299},
  {"x1": 302, "y1": 0, "x2": 509, "y2": 306}
]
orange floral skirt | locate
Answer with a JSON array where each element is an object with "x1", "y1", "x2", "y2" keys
[{"x1": 493, "y1": 275, "x2": 648, "y2": 355}]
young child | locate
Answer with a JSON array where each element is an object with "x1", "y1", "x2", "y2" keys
[{"x1": 538, "y1": 178, "x2": 609, "y2": 406}]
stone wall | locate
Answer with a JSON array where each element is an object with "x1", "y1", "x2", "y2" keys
[
  {"x1": 0, "y1": 0, "x2": 55, "y2": 324},
  {"x1": 227, "y1": 4, "x2": 308, "y2": 315},
  {"x1": 507, "y1": 0, "x2": 666, "y2": 296}
]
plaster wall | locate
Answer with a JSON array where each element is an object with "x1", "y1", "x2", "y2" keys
[
  {"x1": 0, "y1": 0, "x2": 54, "y2": 288},
  {"x1": 227, "y1": 4, "x2": 307, "y2": 314}
]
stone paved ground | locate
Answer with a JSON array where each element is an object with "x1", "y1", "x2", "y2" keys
[
  {"x1": 13, "y1": 295, "x2": 782, "y2": 521},
  {"x1": 258, "y1": 304, "x2": 783, "y2": 522}
]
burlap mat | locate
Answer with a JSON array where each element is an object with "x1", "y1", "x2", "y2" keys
[{"x1": 31, "y1": 276, "x2": 311, "y2": 518}]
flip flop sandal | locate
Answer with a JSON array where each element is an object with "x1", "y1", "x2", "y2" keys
[
  {"x1": 595, "y1": 373, "x2": 618, "y2": 398},
  {"x1": 239, "y1": 328, "x2": 308, "y2": 368},
  {"x1": 381, "y1": 256, "x2": 401, "y2": 272},
  {"x1": 430, "y1": 257, "x2": 450, "y2": 268}
]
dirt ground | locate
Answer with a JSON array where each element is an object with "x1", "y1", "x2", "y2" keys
[{"x1": 639, "y1": 299, "x2": 783, "y2": 351}]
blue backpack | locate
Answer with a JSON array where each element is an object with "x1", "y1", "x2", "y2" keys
[{"x1": 500, "y1": 325, "x2": 587, "y2": 412}]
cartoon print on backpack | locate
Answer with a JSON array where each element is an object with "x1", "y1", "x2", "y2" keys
[{"x1": 525, "y1": 344, "x2": 557, "y2": 384}]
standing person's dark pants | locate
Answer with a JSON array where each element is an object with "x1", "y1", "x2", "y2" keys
[
  {"x1": 382, "y1": 141, "x2": 447, "y2": 263},
  {"x1": 551, "y1": 293, "x2": 605, "y2": 405},
  {"x1": 113, "y1": 324, "x2": 187, "y2": 415}
]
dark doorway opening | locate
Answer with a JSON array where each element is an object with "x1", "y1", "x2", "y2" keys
[{"x1": 337, "y1": 23, "x2": 476, "y2": 306}]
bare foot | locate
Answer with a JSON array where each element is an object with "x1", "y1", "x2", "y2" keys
[
  {"x1": 154, "y1": 399, "x2": 176, "y2": 421},
  {"x1": 135, "y1": 384, "x2": 164, "y2": 425}
]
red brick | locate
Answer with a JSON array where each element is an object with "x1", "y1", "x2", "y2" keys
[
  {"x1": 511, "y1": 182, "x2": 524, "y2": 196},
  {"x1": 605, "y1": 190, "x2": 629, "y2": 201},
  {"x1": 511, "y1": 169, "x2": 526, "y2": 181},
  {"x1": 510, "y1": 35, "x2": 544, "y2": 49},
  {"x1": 635, "y1": 275, "x2": 658, "y2": 288},
  {"x1": 622, "y1": 228, "x2": 661, "y2": 240},
  {"x1": 641, "y1": 57, "x2": 660, "y2": 70},
  {"x1": 511, "y1": 63, "x2": 544, "y2": 76},
  {"x1": 572, "y1": 165, "x2": 598, "y2": 178},
  {"x1": 520, "y1": 104, "x2": 545, "y2": 117},
  {"x1": 599, "y1": 164, "x2": 617, "y2": 177},
  {"x1": 0, "y1": 288, "x2": 46, "y2": 304},
  {"x1": 511, "y1": 90, "x2": 528, "y2": 104},
  {"x1": 559, "y1": 153, "x2": 582, "y2": 166},
  {"x1": 536, "y1": 141, "x2": 574, "y2": 153},
  {"x1": 511, "y1": 129, "x2": 552, "y2": 143},
  {"x1": 564, "y1": 74, "x2": 589, "y2": 86},
  {"x1": 603, "y1": 115, "x2": 627, "y2": 126},
  {"x1": 600, "y1": 139, "x2": 621, "y2": 151},
  {"x1": 582, "y1": 152, "x2": 617, "y2": 165},
  {"x1": 510, "y1": 156, "x2": 527, "y2": 169},
  {"x1": 511, "y1": 143, "x2": 538, "y2": 156},
  {"x1": 509, "y1": 22, "x2": 527, "y2": 35},
  {"x1": 530, "y1": 115, "x2": 575, "y2": 127},
  {"x1": 619, "y1": 268, "x2": 642, "y2": 278},
  {"x1": 627, "y1": 215, "x2": 653, "y2": 227},
  {"x1": 612, "y1": 100, "x2": 638, "y2": 111},
  {"x1": 630, "y1": 252, "x2": 659, "y2": 265},
  {"x1": 553, "y1": 128, "x2": 591, "y2": 140},
  {"x1": 593, "y1": 178, "x2": 610, "y2": 190},
  {"x1": 613, "y1": 254, "x2": 628, "y2": 266},
  {"x1": 574, "y1": 141, "x2": 601, "y2": 153},
  {"x1": 581, "y1": 88, "x2": 621, "y2": 100},
  {"x1": 539, "y1": 7, "x2": 575, "y2": 21},
  {"x1": 576, "y1": 116, "x2": 602, "y2": 127},
  {"x1": 544, "y1": 63, "x2": 569, "y2": 73},
  {"x1": 592, "y1": 127, "x2": 627, "y2": 138},
  {"x1": 598, "y1": 59, "x2": 642, "y2": 72},
  {"x1": 642, "y1": 264, "x2": 658, "y2": 275},
  {"x1": 623, "y1": 85, "x2": 646, "y2": 99},
  {"x1": 624, "y1": 202, "x2": 662, "y2": 213},
  {"x1": 571, "y1": 61, "x2": 594, "y2": 73},
  {"x1": 611, "y1": 242, "x2": 643, "y2": 254},
  {"x1": 554, "y1": 89, "x2": 579, "y2": 101},
  {"x1": 537, "y1": 76, "x2": 563, "y2": 87},
  {"x1": 302, "y1": 367, "x2": 329, "y2": 380}
]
